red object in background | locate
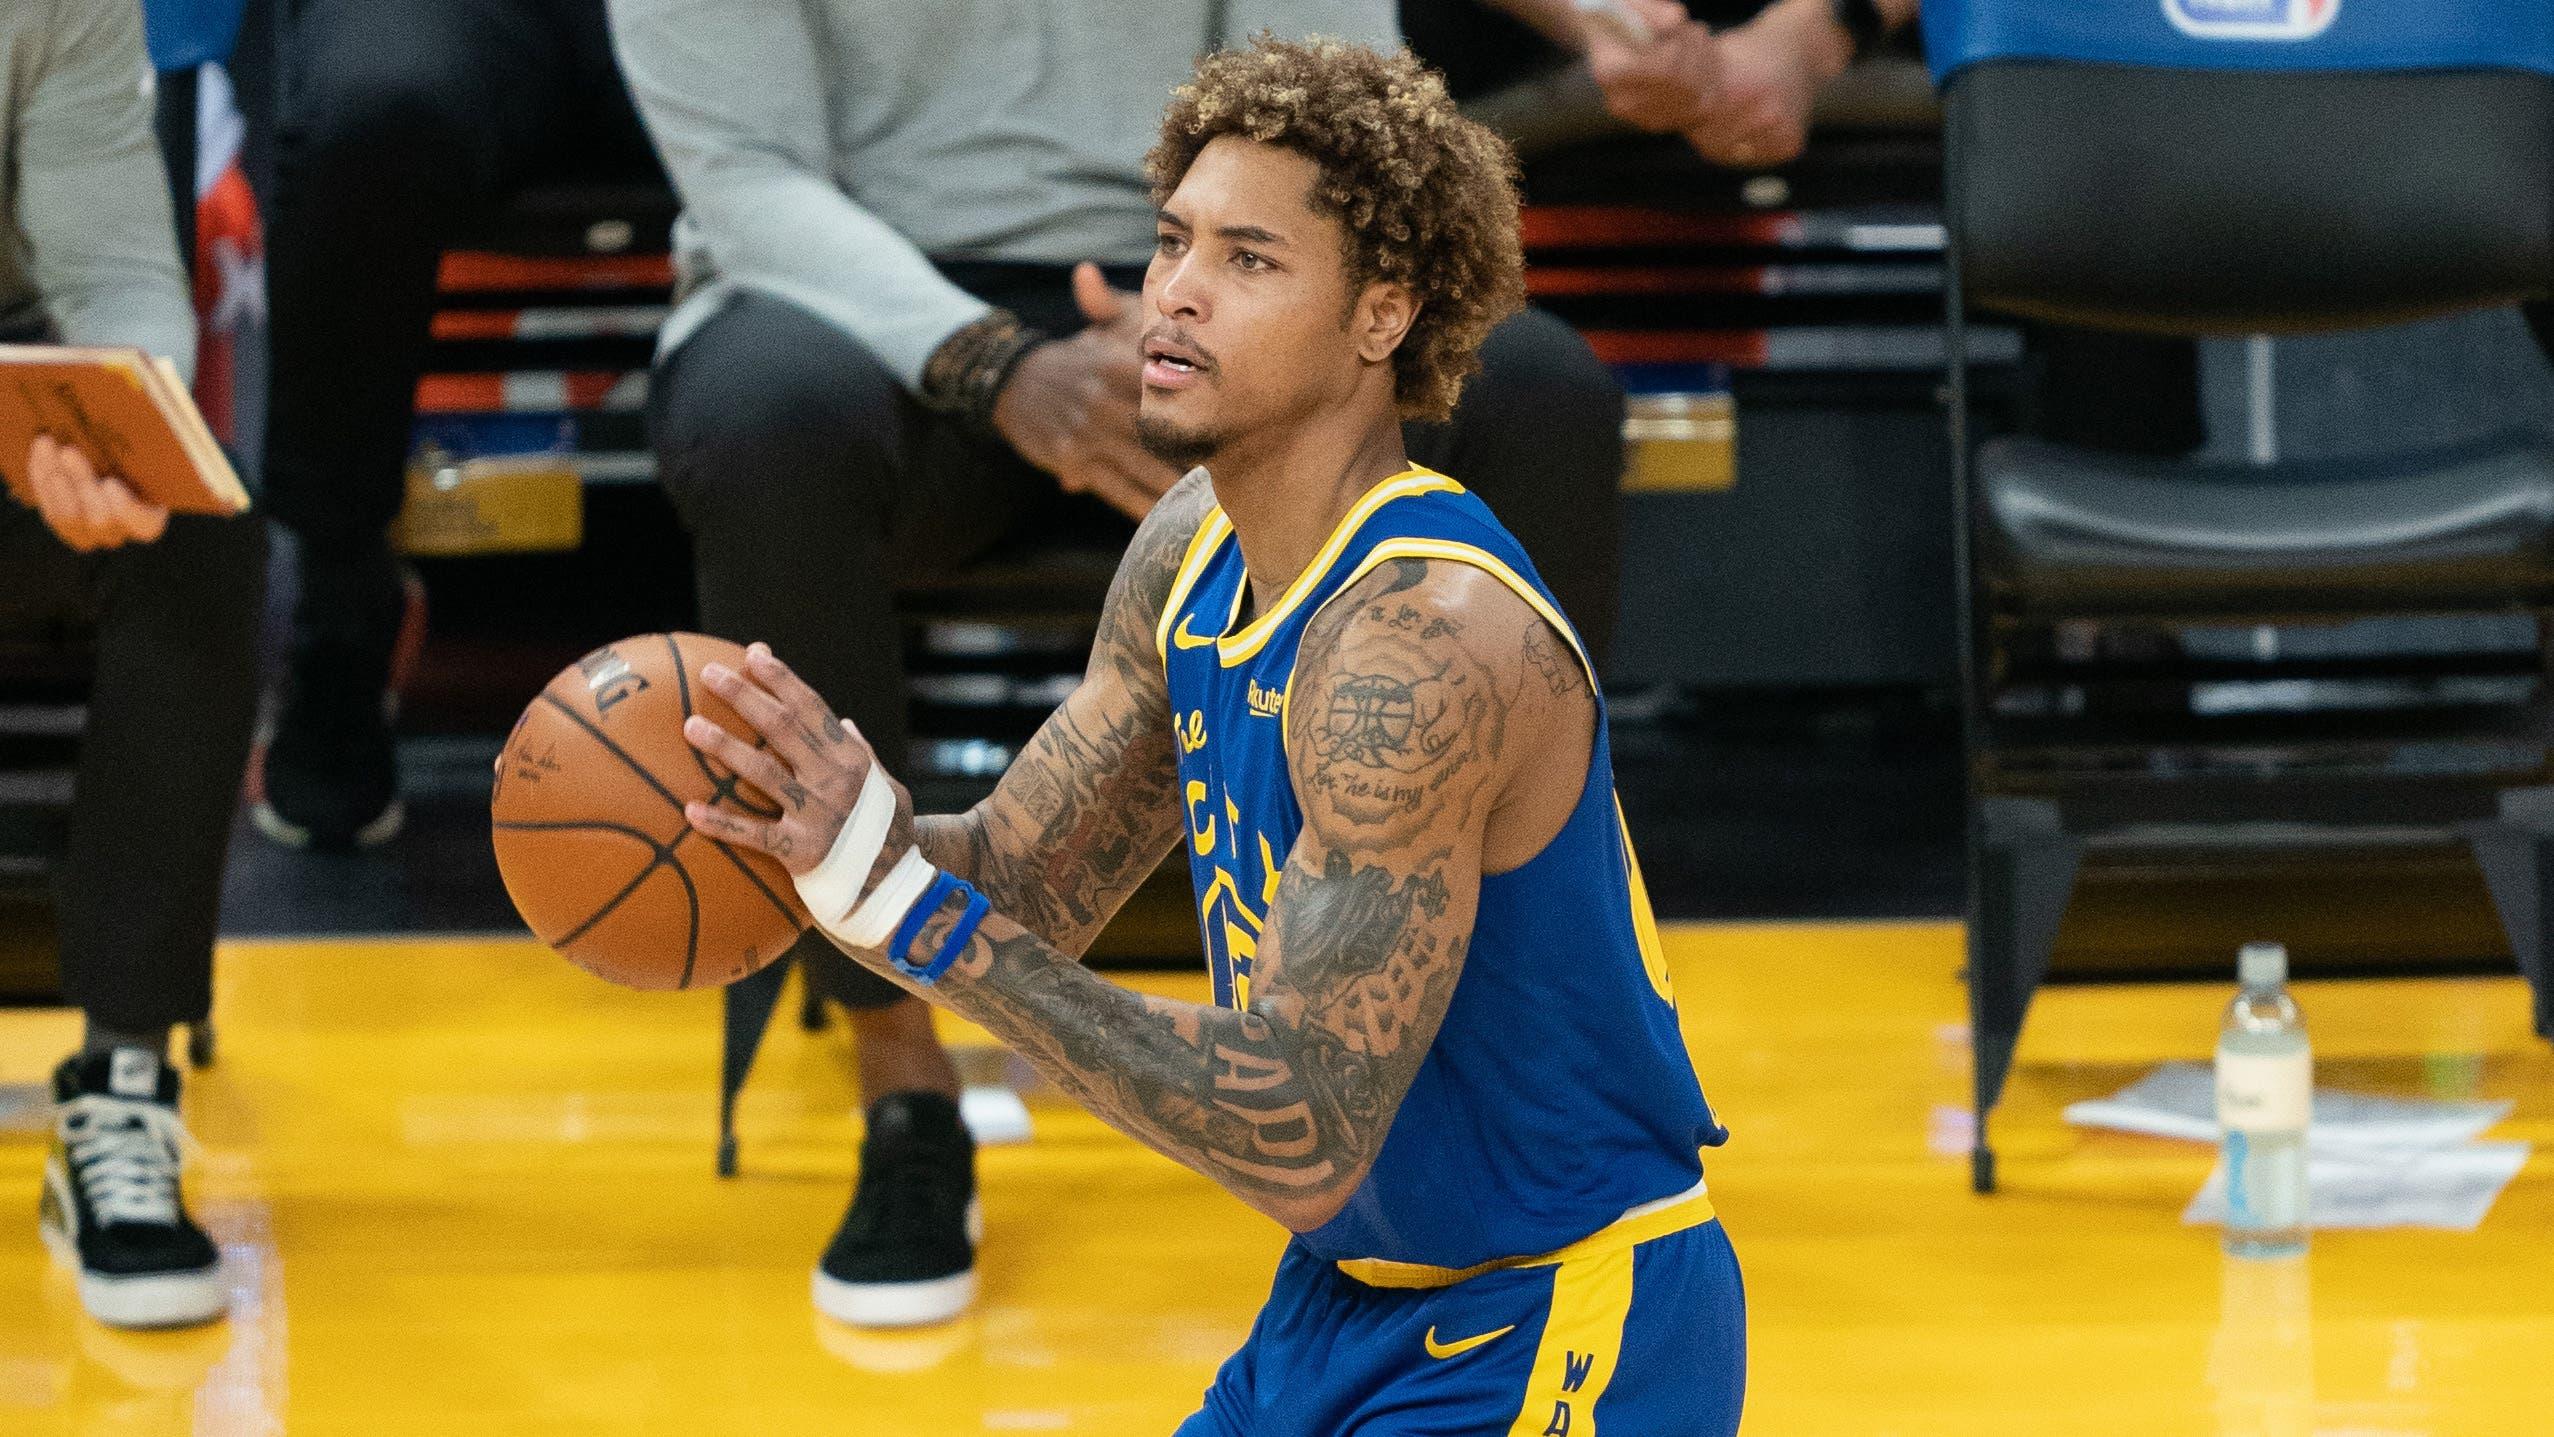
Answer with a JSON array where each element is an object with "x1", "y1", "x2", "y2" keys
[
  {"x1": 189, "y1": 64, "x2": 263, "y2": 446},
  {"x1": 437, "y1": 253, "x2": 674, "y2": 293},
  {"x1": 190, "y1": 163, "x2": 260, "y2": 445}
]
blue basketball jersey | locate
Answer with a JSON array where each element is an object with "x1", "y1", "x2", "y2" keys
[{"x1": 1153, "y1": 466, "x2": 1728, "y2": 1271}]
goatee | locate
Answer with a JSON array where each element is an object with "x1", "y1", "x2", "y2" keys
[{"x1": 1137, "y1": 413, "x2": 1222, "y2": 470}]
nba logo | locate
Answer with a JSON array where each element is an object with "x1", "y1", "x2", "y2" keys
[{"x1": 2163, "y1": 0, "x2": 2337, "y2": 40}]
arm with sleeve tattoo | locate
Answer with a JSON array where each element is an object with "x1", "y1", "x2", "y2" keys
[
  {"x1": 677, "y1": 557, "x2": 1554, "y2": 1232},
  {"x1": 904, "y1": 469, "x2": 1216, "y2": 956}
]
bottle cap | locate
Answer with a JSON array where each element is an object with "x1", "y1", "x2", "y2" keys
[{"x1": 2239, "y1": 941, "x2": 2288, "y2": 988}]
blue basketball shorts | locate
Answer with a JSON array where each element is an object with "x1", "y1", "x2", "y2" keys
[{"x1": 1175, "y1": 1217, "x2": 1744, "y2": 1437}]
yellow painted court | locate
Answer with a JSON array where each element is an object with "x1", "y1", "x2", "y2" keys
[{"x1": 4, "y1": 923, "x2": 2551, "y2": 1433}]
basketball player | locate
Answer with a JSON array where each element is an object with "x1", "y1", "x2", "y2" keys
[{"x1": 681, "y1": 37, "x2": 1742, "y2": 1433}]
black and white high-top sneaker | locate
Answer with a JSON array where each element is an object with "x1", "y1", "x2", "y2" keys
[
  {"x1": 813, "y1": 1092, "x2": 980, "y2": 1328},
  {"x1": 40, "y1": 1048, "x2": 227, "y2": 1329}
]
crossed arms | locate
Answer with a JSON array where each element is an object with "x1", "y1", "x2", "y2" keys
[{"x1": 683, "y1": 472, "x2": 1587, "y2": 1231}]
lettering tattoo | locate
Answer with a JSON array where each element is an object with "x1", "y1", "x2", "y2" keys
[{"x1": 1522, "y1": 626, "x2": 1581, "y2": 698}]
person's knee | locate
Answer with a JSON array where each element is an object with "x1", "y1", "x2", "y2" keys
[
  {"x1": 288, "y1": 43, "x2": 477, "y2": 178},
  {"x1": 652, "y1": 304, "x2": 908, "y2": 536},
  {"x1": 1471, "y1": 308, "x2": 1626, "y2": 444}
]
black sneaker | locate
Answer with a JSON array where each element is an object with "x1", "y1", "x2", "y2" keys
[
  {"x1": 252, "y1": 553, "x2": 422, "y2": 852},
  {"x1": 40, "y1": 1049, "x2": 227, "y2": 1330},
  {"x1": 813, "y1": 1092, "x2": 980, "y2": 1328}
]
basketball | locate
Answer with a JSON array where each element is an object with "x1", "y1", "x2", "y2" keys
[{"x1": 490, "y1": 633, "x2": 807, "y2": 990}]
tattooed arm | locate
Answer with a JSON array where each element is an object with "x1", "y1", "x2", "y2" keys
[
  {"x1": 683, "y1": 559, "x2": 1583, "y2": 1231},
  {"x1": 904, "y1": 469, "x2": 1216, "y2": 955}
]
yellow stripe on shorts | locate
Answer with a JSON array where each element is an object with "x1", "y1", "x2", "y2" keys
[{"x1": 1506, "y1": 1245, "x2": 1636, "y2": 1437}]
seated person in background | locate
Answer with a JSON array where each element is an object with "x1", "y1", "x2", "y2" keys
[
  {"x1": 606, "y1": 0, "x2": 1631, "y2": 1329},
  {"x1": 1, "y1": 0, "x2": 265, "y2": 1331},
  {"x1": 256, "y1": 0, "x2": 663, "y2": 854},
  {"x1": 260, "y1": 0, "x2": 983, "y2": 1336},
  {"x1": 1415, "y1": 0, "x2": 2207, "y2": 457},
  {"x1": 1406, "y1": 0, "x2": 1919, "y2": 167}
]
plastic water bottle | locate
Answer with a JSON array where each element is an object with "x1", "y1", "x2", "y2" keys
[{"x1": 2217, "y1": 941, "x2": 2310, "y2": 1257}]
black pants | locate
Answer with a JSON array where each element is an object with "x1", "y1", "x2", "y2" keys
[
  {"x1": 649, "y1": 282, "x2": 1626, "y2": 1006},
  {"x1": 0, "y1": 509, "x2": 266, "y2": 1033},
  {"x1": 262, "y1": 0, "x2": 657, "y2": 553}
]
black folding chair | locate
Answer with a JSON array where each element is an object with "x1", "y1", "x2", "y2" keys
[{"x1": 1931, "y1": 4, "x2": 2554, "y2": 1191}]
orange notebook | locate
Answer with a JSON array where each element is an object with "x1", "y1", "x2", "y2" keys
[{"x1": 0, "y1": 344, "x2": 248, "y2": 515}]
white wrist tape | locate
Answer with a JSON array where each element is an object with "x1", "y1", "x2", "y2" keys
[
  {"x1": 843, "y1": 847, "x2": 938, "y2": 950},
  {"x1": 793, "y1": 764, "x2": 900, "y2": 930}
]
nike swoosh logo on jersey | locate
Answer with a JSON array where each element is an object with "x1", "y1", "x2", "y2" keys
[
  {"x1": 1172, "y1": 616, "x2": 1219, "y2": 650},
  {"x1": 1423, "y1": 1323, "x2": 1516, "y2": 1360}
]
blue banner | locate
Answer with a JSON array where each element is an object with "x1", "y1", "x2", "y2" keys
[{"x1": 1924, "y1": 0, "x2": 2554, "y2": 82}]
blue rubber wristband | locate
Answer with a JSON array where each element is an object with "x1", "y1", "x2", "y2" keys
[
  {"x1": 888, "y1": 870, "x2": 960, "y2": 977},
  {"x1": 920, "y1": 884, "x2": 992, "y2": 984}
]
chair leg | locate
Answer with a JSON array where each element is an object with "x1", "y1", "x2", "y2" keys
[
  {"x1": 718, "y1": 955, "x2": 795, "y2": 1177},
  {"x1": 2464, "y1": 788, "x2": 2554, "y2": 1043},
  {"x1": 1967, "y1": 797, "x2": 2083, "y2": 1193}
]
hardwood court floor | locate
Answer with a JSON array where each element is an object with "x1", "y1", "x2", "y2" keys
[{"x1": 3, "y1": 924, "x2": 2551, "y2": 1434}]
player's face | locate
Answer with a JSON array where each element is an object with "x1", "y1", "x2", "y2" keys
[{"x1": 1137, "y1": 137, "x2": 1413, "y2": 469}]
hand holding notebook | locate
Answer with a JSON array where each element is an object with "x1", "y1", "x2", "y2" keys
[
  {"x1": 17, "y1": 432, "x2": 171, "y2": 551},
  {"x1": 0, "y1": 344, "x2": 249, "y2": 522}
]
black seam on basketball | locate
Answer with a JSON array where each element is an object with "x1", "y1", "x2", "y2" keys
[
  {"x1": 702, "y1": 829, "x2": 803, "y2": 925},
  {"x1": 493, "y1": 818, "x2": 679, "y2": 949},
  {"x1": 536, "y1": 692, "x2": 691, "y2": 817},
  {"x1": 557, "y1": 855, "x2": 670, "y2": 950},
  {"x1": 668, "y1": 843, "x2": 703, "y2": 988},
  {"x1": 666, "y1": 815, "x2": 799, "y2": 926},
  {"x1": 666, "y1": 633, "x2": 785, "y2": 821}
]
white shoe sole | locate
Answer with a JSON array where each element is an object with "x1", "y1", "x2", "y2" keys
[
  {"x1": 958, "y1": 1085, "x2": 1034, "y2": 1148},
  {"x1": 251, "y1": 797, "x2": 406, "y2": 852},
  {"x1": 811, "y1": 1198, "x2": 982, "y2": 1329},
  {"x1": 40, "y1": 1170, "x2": 228, "y2": 1331},
  {"x1": 812, "y1": 1266, "x2": 977, "y2": 1329}
]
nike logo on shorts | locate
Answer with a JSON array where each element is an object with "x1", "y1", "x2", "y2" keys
[{"x1": 1423, "y1": 1323, "x2": 1516, "y2": 1360}]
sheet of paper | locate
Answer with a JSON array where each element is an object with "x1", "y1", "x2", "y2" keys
[
  {"x1": 2063, "y1": 1062, "x2": 2511, "y2": 1151},
  {"x1": 2184, "y1": 1142, "x2": 2533, "y2": 1232}
]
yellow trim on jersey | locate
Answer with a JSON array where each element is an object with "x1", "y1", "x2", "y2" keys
[
  {"x1": 1505, "y1": 1246, "x2": 1634, "y2": 1437},
  {"x1": 1616, "y1": 799, "x2": 1677, "y2": 1007},
  {"x1": 1153, "y1": 508, "x2": 1235, "y2": 662},
  {"x1": 1329, "y1": 539, "x2": 1594, "y2": 677},
  {"x1": 1332, "y1": 1177, "x2": 1714, "y2": 1291},
  {"x1": 1215, "y1": 469, "x2": 1463, "y2": 666}
]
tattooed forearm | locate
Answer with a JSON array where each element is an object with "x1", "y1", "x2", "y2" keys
[
  {"x1": 918, "y1": 696, "x2": 1180, "y2": 953},
  {"x1": 899, "y1": 843, "x2": 1471, "y2": 1225},
  {"x1": 910, "y1": 470, "x2": 1212, "y2": 955}
]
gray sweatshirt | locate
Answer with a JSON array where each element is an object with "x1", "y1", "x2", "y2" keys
[
  {"x1": 0, "y1": 0, "x2": 193, "y2": 382},
  {"x1": 606, "y1": 0, "x2": 1395, "y2": 390}
]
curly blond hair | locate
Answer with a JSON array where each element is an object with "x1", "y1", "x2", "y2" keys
[{"x1": 1146, "y1": 36, "x2": 1527, "y2": 423}]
